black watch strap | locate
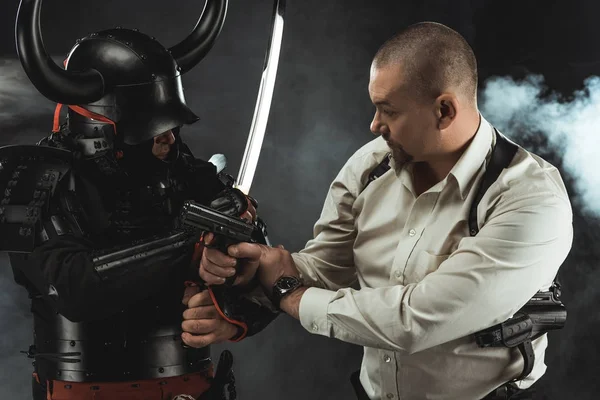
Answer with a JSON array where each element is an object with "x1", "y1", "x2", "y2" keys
[{"x1": 271, "y1": 276, "x2": 303, "y2": 310}]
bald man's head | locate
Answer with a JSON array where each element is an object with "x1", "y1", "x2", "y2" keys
[{"x1": 373, "y1": 22, "x2": 478, "y2": 106}]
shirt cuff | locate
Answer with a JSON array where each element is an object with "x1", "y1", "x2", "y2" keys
[
  {"x1": 291, "y1": 252, "x2": 313, "y2": 285},
  {"x1": 299, "y1": 287, "x2": 336, "y2": 337}
]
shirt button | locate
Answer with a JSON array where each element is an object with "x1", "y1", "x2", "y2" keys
[
  {"x1": 383, "y1": 355, "x2": 391, "y2": 363},
  {"x1": 312, "y1": 323, "x2": 319, "y2": 332},
  {"x1": 395, "y1": 270, "x2": 401, "y2": 278},
  {"x1": 386, "y1": 394, "x2": 395, "y2": 399},
  {"x1": 408, "y1": 229, "x2": 416, "y2": 237}
]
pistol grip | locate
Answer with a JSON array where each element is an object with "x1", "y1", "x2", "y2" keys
[{"x1": 212, "y1": 234, "x2": 240, "y2": 287}]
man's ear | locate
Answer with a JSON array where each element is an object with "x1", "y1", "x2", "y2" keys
[{"x1": 434, "y1": 94, "x2": 458, "y2": 130}]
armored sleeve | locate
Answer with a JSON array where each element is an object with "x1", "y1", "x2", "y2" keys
[
  {"x1": 9, "y1": 233, "x2": 195, "y2": 323},
  {"x1": 230, "y1": 284, "x2": 279, "y2": 338}
]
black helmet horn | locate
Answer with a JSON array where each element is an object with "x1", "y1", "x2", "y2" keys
[
  {"x1": 15, "y1": 0, "x2": 228, "y2": 105},
  {"x1": 15, "y1": 0, "x2": 105, "y2": 104},
  {"x1": 169, "y1": 0, "x2": 228, "y2": 74}
]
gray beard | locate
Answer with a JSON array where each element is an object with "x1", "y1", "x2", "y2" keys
[{"x1": 390, "y1": 144, "x2": 413, "y2": 171}]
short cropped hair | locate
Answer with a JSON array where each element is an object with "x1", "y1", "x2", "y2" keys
[{"x1": 373, "y1": 22, "x2": 478, "y2": 105}]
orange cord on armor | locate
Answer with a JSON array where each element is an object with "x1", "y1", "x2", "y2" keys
[
  {"x1": 51, "y1": 58, "x2": 121, "y2": 157},
  {"x1": 51, "y1": 58, "x2": 68, "y2": 133},
  {"x1": 207, "y1": 286, "x2": 248, "y2": 342},
  {"x1": 192, "y1": 233, "x2": 205, "y2": 264},
  {"x1": 52, "y1": 103, "x2": 64, "y2": 133},
  {"x1": 51, "y1": 103, "x2": 122, "y2": 159},
  {"x1": 51, "y1": 59, "x2": 118, "y2": 135},
  {"x1": 182, "y1": 282, "x2": 249, "y2": 342},
  {"x1": 52, "y1": 104, "x2": 117, "y2": 135}
]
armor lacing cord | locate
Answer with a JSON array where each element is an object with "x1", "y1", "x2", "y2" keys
[
  {"x1": 20, "y1": 344, "x2": 81, "y2": 363},
  {"x1": 51, "y1": 59, "x2": 118, "y2": 137},
  {"x1": 52, "y1": 103, "x2": 117, "y2": 136},
  {"x1": 184, "y1": 279, "x2": 249, "y2": 343},
  {"x1": 51, "y1": 103, "x2": 123, "y2": 159},
  {"x1": 51, "y1": 102, "x2": 64, "y2": 133},
  {"x1": 207, "y1": 287, "x2": 248, "y2": 342}
]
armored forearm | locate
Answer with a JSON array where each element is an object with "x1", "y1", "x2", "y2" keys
[
  {"x1": 92, "y1": 230, "x2": 196, "y2": 279},
  {"x1": 209, "y1": 283, "x2": 279, "y2": 340}
]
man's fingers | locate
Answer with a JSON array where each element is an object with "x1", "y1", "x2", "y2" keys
[
  {"x1": 183, "y1": 305, "x2": 219, "y2": 321},
  {"x1": 199, "y1": 268, "x2": 227, "y2": 285},
  {"x1": 204, "y1": 247, "x2": 237, "y2": 268},
  {"x1": 233, "y1": 262, "x2": 259, "y2": 286},
  {"x1": 182, "y1": 319, "x2": 219, "y2": 335},
  {"x1": 228, "y1": 242, "x2": 264, "y2": 259},
  {"x1": 200, "y1": 239, "x2": 265, "y2": 287},
  {"x1": 204, "y1": 232, "x2": 214, "y2": 245},
  {"x1": 181, "y1": 322, "x2": 237, "y2": 348},
  {"x1": 182, "y1": 285, "x2": 201, "y2": 305},
  {"x1": 202, "y1": 255, "x2": 236, "y2": 278},
  {"x1": 181, "y1": 332, "x2": 219, "y2": 348},
  {"x1": 187, "y1": 290, "x2": 213, "y2": 308}
]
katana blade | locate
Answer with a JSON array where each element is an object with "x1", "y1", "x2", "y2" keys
[{"x1": 234, "y1": 0, "x2": 285, "y2": 195}]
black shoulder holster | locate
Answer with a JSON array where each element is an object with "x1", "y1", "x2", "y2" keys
[{"x1": 365, "y1": 129, "x2": 567, "y2": 383}]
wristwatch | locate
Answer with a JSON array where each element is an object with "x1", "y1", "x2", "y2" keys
[{"x1": 271, "y1": 276, "x2": 303, "y2": 310}]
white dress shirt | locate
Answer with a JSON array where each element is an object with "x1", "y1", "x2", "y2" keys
[{"x1": 292, "y1": 116, "x2": 573, "y2": 399}]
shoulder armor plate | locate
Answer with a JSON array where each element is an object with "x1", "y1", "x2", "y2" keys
[{"x1": 0, "y1": 145, "x2": 73, "y2": 253}]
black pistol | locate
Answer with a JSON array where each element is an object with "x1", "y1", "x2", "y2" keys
[
  {"x1": 179, "y1": 200, "x2": 268, "y2": 286},
  {"x1": 475, "y1": 283, "x2": 567, "y2": 348},
  {"x1": 519, "y1": 283, "x2": 567, "y2": 339}
]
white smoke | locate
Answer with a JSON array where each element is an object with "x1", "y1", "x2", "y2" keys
[
  {"x1": 480, "y1": 74, "x2": 600, "y2": 216},
  {"x1": 0, "y1": 58, "x2": 55, "y2": 122}
]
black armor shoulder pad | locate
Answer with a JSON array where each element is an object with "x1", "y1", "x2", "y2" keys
[{"x1": 0, "y1": 145, "x2": 73, "y2": 253}]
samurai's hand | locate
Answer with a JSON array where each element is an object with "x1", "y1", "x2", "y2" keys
[
  {"x1": 181, "y1": 286, "x2": 238, "y2": 348},
  {"x1": 209, "y1": 188, "x2": 256, "y2": 223},
  {"x1": 199, "y1": 232, "x2": 260, "y2": 286}
]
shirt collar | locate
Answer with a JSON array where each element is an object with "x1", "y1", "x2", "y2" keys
[
  {"x1": 392, "y1": 115, "x2": 494, "y2": 199},
  {"x1": 449, "y1": 114, "x2": 494, "y2": 200}
]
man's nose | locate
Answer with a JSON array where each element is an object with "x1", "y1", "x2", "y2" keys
[
  {"x1": 157, "y1": 130, "x2": 176, "y2": 144},
  {"x1": 165, "y1": 131, "x2": 175, "y2": 144},
  {"x1": 370, "y1": 111, "x2": 384, "y2": 135}
]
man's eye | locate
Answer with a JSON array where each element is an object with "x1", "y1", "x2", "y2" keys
[{"x1": 382, "y1": 109, "x2": 396, "y2": 116}]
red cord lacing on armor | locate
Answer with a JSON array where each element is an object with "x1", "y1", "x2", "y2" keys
[
  {"x1": 208, "y1": 286, "x2": 249, "y2": 342},
  {"x1": 185, "y1": 234, "x2": 249, "y2": 342},
  {"x1": 51, "y1": 59, "x2": 123, "y2": 159},
  {"x1": 52, "y1": 103, "x2": 123, "y2": 159},
  {"x1": 52, "y1": 104, "x2": 117, "y2": 136}
]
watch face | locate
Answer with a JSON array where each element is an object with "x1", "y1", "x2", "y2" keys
[
  {"x1": 277, "y1": 276, "x2": 300, "y2": 291},
  {"x1": 273, "y1": 276, "x2": 302, "y2": 309}
]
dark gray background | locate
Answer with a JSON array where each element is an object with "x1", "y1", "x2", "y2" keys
[{"x1": 1, "y1": 0, "x2": 599, "y2": 399}]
